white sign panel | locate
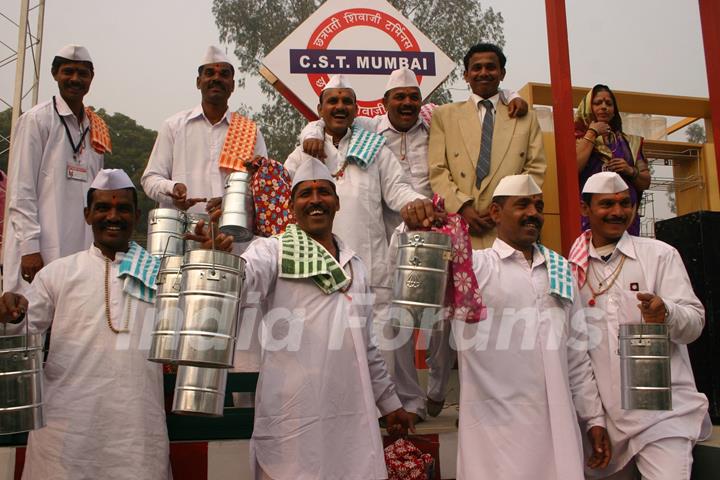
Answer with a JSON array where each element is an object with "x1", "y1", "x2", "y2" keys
[{"x1": 262, "y1": 0, "x2": 456, "y2": 118}]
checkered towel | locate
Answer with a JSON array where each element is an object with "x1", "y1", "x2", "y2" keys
[
  {"x1": 276, "y1": 224, "x2": 349, "y2": 294},
  {"x1": 117, "y1": 241, "x2": 161, "y2": 303},
  {"x1": 536, "y1": 243, "x2": 574, "y2": 302},
  {"x1": 568, "y1": 229, "x2": 593, "y2": 288},
  {"x1": 86, "y1": 108, "x2": 112, "y2": 154},
  {"x1": 218, "y1": 112, "x2": 257, "y2": 172},
  {"x1": 419, "y1": 103, "x2": 437, "y2": 128},
  {"x1": 347, "y1": 124, "x2": 386, "y2": 169}
]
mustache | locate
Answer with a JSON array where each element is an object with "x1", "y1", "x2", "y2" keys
[
  {"x1": 398, "y1": 106, "x2": 418, "y2": 115},
  {"x1": 602, "y1": 215, "x2": 627, "y2": 224},
  {"x1": 303, "y1": 203, "x2": 330, "y2": 215},
  {"x1": 521, "y1": 217, "x2": 542, "y2": 228},
  {"x1": 208, "y1": 81, "x2": 226, "y2": 90},
  {"x1": 98, "y1": 220, "x2": 129, "y2": 230}
]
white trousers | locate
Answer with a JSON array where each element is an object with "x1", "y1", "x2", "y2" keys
[
  {"x1": 373, "y1": 286, "x2": 427, "y2": 417},
  {"x1": 426, "y1": 318, "x2": 456, "y2": 403},
  {"x1": 596, "y1": 437, "x2": 694, "y2": 480}
]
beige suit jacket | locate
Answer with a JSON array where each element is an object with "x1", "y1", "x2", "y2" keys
[{"x1": 428, "y1": 97, "x2": 546, "y2": 248}]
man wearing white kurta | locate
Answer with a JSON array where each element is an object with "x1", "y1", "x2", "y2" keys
[
  {"x1": 570, "y1": 172, "x2": 711, "y2": 479},
  {"x1": 283, "y1": 76, "x2": 438, "y2": 396},
  {"x1": 456, "y1": 174, "x2": 610, "y2": 479},
  {"x1": 141, "y1": 46, "x2": 268, "y2": 215},
  {"x1": 242, "y1": 158, "x2": 412, "y2": 479},
  {"x1": 1, "y1": 170, "x2": 170, "y2": 480},
  {"x1": 3, "y1": 45, "x2": 107, "y2": 294}
]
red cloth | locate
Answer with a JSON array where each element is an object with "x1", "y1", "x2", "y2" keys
[
  {"x1": 249, "y1": 158, "x2": 294, "y2": 237},
  {"x1": 431, "y1": 194, "x2": 486, "y2": 323},
  {"x1": 568, "y1": 229, "x2": 593, "y2": 288},
  {"x1": 384, "y1": 438, "x2": 434, "y2": 480}
]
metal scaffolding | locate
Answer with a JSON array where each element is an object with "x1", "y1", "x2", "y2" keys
[{"x1": 1, "y1": 0, "x2": 46, "y2": 156}]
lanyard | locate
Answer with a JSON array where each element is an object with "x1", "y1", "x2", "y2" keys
[{"x1": 53, "y1": 96, "x2": 89, "y2": 159}]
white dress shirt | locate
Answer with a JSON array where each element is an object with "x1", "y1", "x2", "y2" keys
[
  {"x1": 3, "y1": 96, "x2": 102, "y2": 293},
  {"x1": 141, "y1": 105, "x2": 267, "y2": 214}
]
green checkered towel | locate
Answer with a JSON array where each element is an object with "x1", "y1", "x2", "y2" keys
[
  {"x1": 536, "y1": 244, "x2": 574, "y2": 302},
  {"x1": 346, "y1": 125, "x2": 386, "y2": 169},
  {"x1": 276, "y1": 224, "x2": 350, "y2": 294}
]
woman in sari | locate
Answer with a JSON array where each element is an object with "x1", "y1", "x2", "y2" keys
[{"x1": 575, "y1": 84, "x2": 651, "y2": 235}]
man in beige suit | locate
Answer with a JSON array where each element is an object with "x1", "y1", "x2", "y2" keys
[{"x1": 428, "y1": 43, "x2": 546, "y2": 248}]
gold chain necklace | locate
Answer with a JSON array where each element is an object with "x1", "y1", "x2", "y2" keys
[
  {"x1": 586, "y1": 255, "x2": 626, "y2": 306},
  {"x1": 104, "y1": 257, "x2": 130, "y2": 334}
]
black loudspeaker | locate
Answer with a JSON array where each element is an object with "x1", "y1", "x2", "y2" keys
[{"x1": 655, "y1": 211, "x2": 720, "y2": 424}]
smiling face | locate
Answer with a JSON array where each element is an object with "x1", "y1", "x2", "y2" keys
[
  {"x1": 591, "y1": 90, "x2": 616, "y2": 124},
  {"x1": 581, "y1": 191, "x2": 633, "y2": 246},
  {"x1": 490, "y1": 194, "x2": 544, "y2": 252},
  {"x1": 318, "y1": 88, "x2": 357, "y2": 138},
  {"x1": 463, "y1": 52, "x2": 506, "y2": 99},
  {"x1": 84, "y1": 188, "x2": 140, "y2": 257},
  {"x1": 52, "y1": 61, "x2": 94, "y2": 105},
  {"x1": 291, "y1": 180, "x2": 339, "y2": 240},
  {"x1": 197, "y1": 62, "x2": 235, "y2": 106},
  {"x1": 383, "y1": 86, "x2": 421, "y2": 132}
]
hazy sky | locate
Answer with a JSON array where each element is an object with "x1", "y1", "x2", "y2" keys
[{"x1": 2, "y1": 0, "x2": 710, "y2": 131}]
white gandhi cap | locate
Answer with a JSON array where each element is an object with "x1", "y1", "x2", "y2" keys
[
  {"x1": 291, "y1": 155, "x2": 336, "y2": 191},
  {"x1": 322, "y1": 74, "x2": 353, "y2": 92},
  {"x1": 492, "y1": 174, "x2": 542, "y2": 197},
  {"x1": 384, "y1": 67, "x2": 419, "y2": 94},
  {"x1": 90, "y1": 169, "x2": 136, "y2": 191},
  {"x1": 55, "y1": 44, "x2": 92, "y2": 63},
  {"x1": 200, "y1": 45, "x2": 231, "y2": 67},
  {"x1": 582, "y1": 172, "x2": 629, "y2": 194}
]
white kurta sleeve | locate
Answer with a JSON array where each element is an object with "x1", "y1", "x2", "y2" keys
[
  {"x1": 298, "y1": 120, "x2": 325, "y2": 142},
  {"x1": 376, "y1": 147, "x2": 425, "y2": 212},
  {"x1": 359, "y1": 261, "x2": 402, "y2": 415},
  {"x1": 8, "y1": 112, "x2": 45, "y2": 255},
  {"x1": 4, "y1": 267, "x2": 57, "y2": 336},
  {"x1": 240, "y1": 238, "x2": 279, "y2": 302},
  {"x1": 141, "y1": 120, "x2": 178, "y2": 202},
  {"x1": 655, "y1": 247, "x2": 705, "y2": 345},
  {"x1": 254, "y1": 127, "x2": 268, "y2": 158},
  {"x1": 283, "y1": 147, "x2": 305, "y2": 178},
  {"x1": 566, "y1": 287, "x2": 606, "y2": 430}
]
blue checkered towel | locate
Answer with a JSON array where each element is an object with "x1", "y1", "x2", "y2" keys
[
  {"x1": 117, "y1": 241, "x2": 161, "y2": 303},
  {"x1": 346, "y1": 125, "x2": 386, "y2": 169},
  {"x1": 536, "y1": 243, "x2": 574, "y2": 302}
]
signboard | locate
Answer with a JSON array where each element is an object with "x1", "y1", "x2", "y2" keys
[{"x1": 261, "y1": 0, "x2": 455, "y2": 119}]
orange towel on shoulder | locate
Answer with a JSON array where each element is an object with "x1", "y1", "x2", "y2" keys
[
  {"x1": 218, "y1": 113, "x2": 257, "y2": 172},
  {"x1": 85, "y1": 107, "x2": 112, "y2": 154}
]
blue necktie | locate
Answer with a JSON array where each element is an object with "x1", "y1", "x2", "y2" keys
[{"x1": 476, "y1": 99, "x2": 494, "y2": 188}]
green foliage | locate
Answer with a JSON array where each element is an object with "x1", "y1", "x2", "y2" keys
[
  {"x1": 686, "y1": 123, "x2": 706, "y2": 144},
  {"x1": 93, "y1": 108, "x2": 157, "y2": 236},
  {"x1": 212, "y1": 0, "x2": 504, "y2": 161}
]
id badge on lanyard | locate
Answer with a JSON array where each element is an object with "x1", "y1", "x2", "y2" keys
[
  {"x1": 67, "y1": 160, "x2": 89, "y2": 181},
  {"x1": 54, "y1": 96, "x2": 90, "y2": 182}
]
